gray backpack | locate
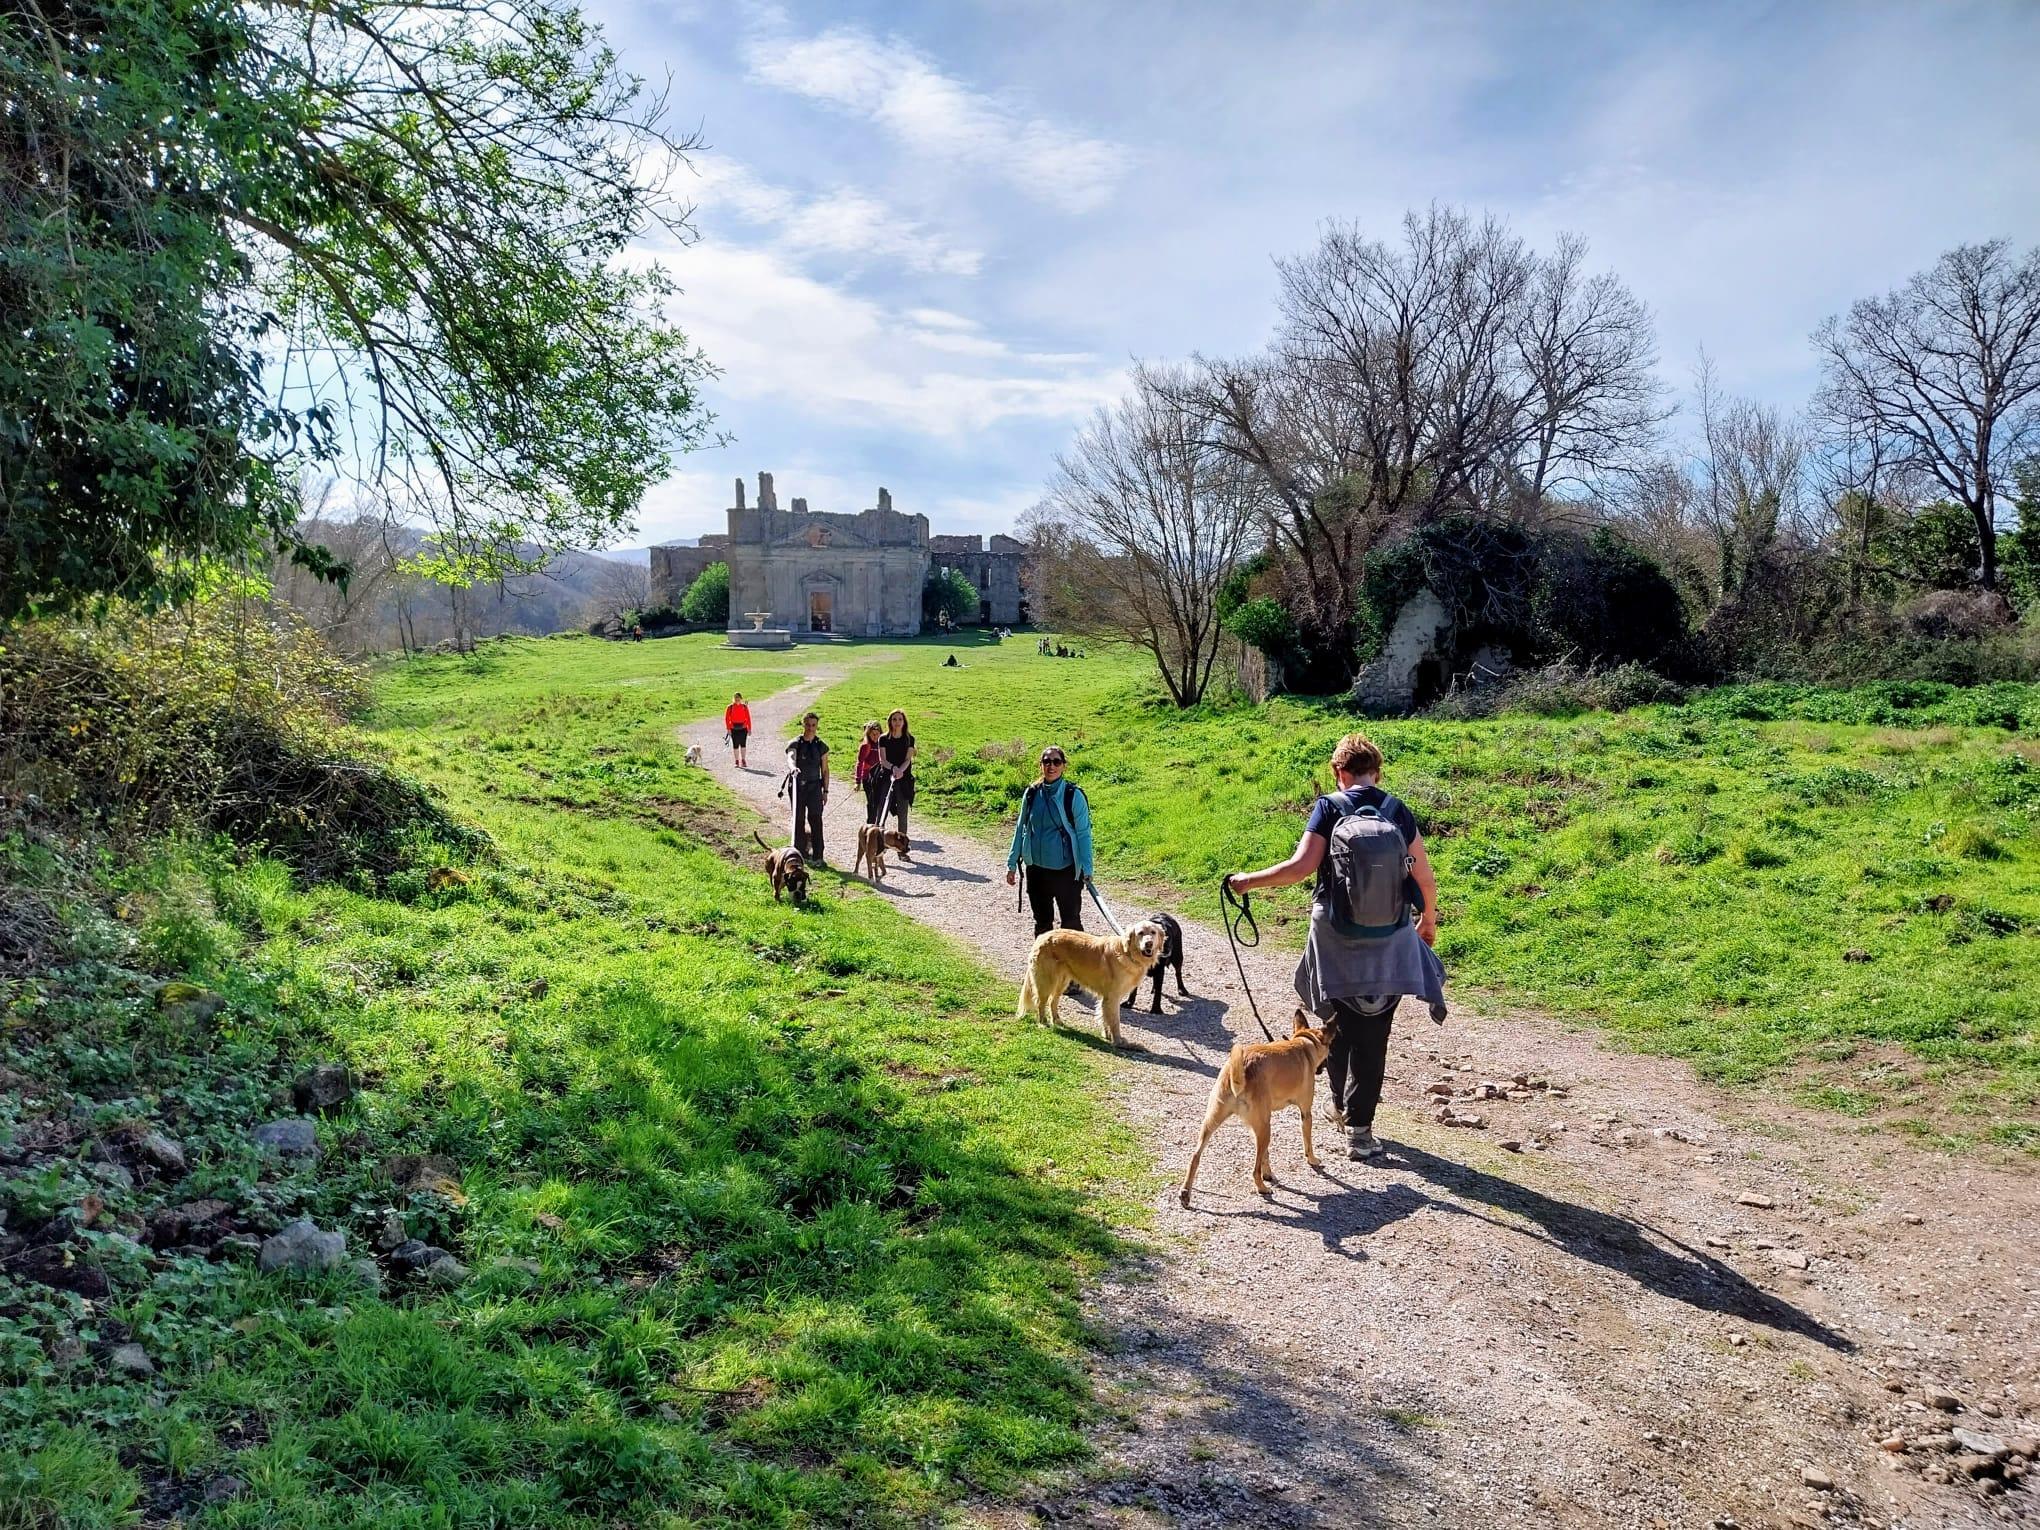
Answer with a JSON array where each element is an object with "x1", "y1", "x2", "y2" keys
[{"x1": 1321, "y1": 791, "x2": 1416, "y2": 937}]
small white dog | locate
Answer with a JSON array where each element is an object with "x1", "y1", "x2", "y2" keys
[{"x1": 683, "y1": 744, "x2": 705, "y2": 766}]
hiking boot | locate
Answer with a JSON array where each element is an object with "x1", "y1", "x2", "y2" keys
[
  {"x1": 1325, "y1": 1102, "x2": 1347, "y2": 1130},
  {"x1": 1346, "y1": 1130, "x2": 1383, "y2": 1161}
]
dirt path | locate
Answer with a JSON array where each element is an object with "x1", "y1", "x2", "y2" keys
[{"x1": 687, "y1": 671, "x2": 2040, "y2": 1530}]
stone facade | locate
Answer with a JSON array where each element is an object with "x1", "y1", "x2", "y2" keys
[
  {"x1": 930, "y1": 533, "x2": 1029, "y2": 627},
  {"x1": 1349, "y1": 586, "x2": 1454, "y2": 713},
  {"x1": 648, "y1": 537, "x2": 727, "y2": 610},
  {"x1": 649, "y1": 472, "x2": 1030, "y2": 636}
]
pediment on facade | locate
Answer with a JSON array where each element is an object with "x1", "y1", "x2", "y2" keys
[{"x1": 766, "y1": 519, "x2": 876, "y2": 552}]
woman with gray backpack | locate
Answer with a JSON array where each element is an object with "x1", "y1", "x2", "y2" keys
[{"x1": 1224, "y1": 732, "x2": 1445, "y2": 1161}]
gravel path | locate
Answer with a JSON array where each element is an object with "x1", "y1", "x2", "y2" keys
[{"x1": 688, "y1": 669, "x2": 2040, "y2": 1530}]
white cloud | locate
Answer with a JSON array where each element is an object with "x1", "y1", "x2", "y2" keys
[
  {"x1": 741, "y1": 24, "x2": 1130, "y2": 213},
  {"x1": 643, "y1": 236, "x2": 1123, "y2": 439},
  {"x1": 686, "y1": 159, "x2": 982, "y2": 276}
]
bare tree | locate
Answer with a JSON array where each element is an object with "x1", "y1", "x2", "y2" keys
[
  {"x1": 1175, "y1": 208, "x2": 1663, "y2": 675},
  {"x1": 1695, "y1": 357, "x2": 1810, "y2": 602},
  {"x1": 1041, "y1": 365, "x2": 1257, "y2": 706},
  {"x1": 1515, "y1": 232, "x2": 1669, "y2": 497},
  {"x1": 1815, "y1": 239, "x2": 2040, "y2": 589},
  {"x1": 588, "y1": 557, "x2": 651, "y2": 633}
]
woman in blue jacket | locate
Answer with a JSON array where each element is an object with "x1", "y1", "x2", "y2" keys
[{"x1": 1004, "y1": 745, "x2": 1093, "y2": 936}]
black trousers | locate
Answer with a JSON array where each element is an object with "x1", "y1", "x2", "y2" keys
[
  {"x1": 793, "y1": 780, "x2": 825, "y2": 862},
  {"x1": 863, "y1": 778, "x2": 910, "y2": 839},
  {"x1": 1024, "y1": 863, "x2": 1084, "y2": 937},
  {"x1": 1323, "y1": 998, "x2": 1397, "y2": 1134}
]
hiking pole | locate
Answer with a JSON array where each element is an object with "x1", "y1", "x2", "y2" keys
[{"x1": 1219, "y1": 876, "x2": 1276, "y2": 1042}]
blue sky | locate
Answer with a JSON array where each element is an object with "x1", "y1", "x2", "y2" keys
[{"x1": 597, "y1": 0, "x2": 2040, "y2": 547}]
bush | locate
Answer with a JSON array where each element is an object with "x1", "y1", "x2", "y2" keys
[
  {"x1": 1532, "y1": 530, "x2": 1691, "y2": 669},
  {"x1": 679, "y1": 561, "x2": 729, "y2": 626},
  {"x1": 1221, "y1": 596, "x2": 1295, "y2": 654},
  {"x1": 1426, "y1": 660, "x2": 1686, "y2": 719},
  {"x1": 0, "y1": 599, "x2": 480, "y2": 880}
]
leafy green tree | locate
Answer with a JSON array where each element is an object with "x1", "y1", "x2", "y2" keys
[
  {"x1": 2000, "y1": 460, "x2": 2040, "y2": 610},
  {"x1": 1889, "y1": 503, "x2": 1984, "y2": 592},
  {"x1": 679, "y1": 562, "x2": 730, "y2": 626},
  {"x1": 924, "y1": 567, "x2": 979, "y2": 627},
  {"x1": 1, "y1": 0, "x2": 714, "y2": 621}
]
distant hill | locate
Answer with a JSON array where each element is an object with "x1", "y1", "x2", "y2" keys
[{"x1": 270, "y1": 520, "x2": 654, "y2": 653}]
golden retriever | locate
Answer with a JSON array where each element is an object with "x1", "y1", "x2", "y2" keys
[
  {"x1": 752, "y1": 830, "x2": 810, "y2": 903},
  {"x1": 1017, "y1": 921, "x2": 1165, "y2": 1047},
  {"x1": 852, "y1": 823, "x2": 890, "y2": 883},
  {"x1": 1177, "y1": 1010, "x2": 1338, "y2": 1204}
]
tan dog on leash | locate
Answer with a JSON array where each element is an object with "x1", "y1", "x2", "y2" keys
[
  {"x1": 1178, "y1": 1010, "x2": 1337, "y2": 1203},
  {"x1": 1017, "y1": 921, "x2": 1165, "y2": 1047},
  {"x1": 852, "y1": 823, "x2": 891, "y2": 883}
]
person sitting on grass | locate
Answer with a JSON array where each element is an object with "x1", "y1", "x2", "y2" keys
[{"x1": 1223, "y1": 732, "x2": 1445, "y2": 1162}]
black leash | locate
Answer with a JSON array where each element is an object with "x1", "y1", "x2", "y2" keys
[{"x1": 1219, "y1": 877, "x2": 1276, "y2": 1041}]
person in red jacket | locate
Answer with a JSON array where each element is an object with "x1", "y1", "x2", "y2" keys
[
  {"x1": 724, "y1": 693, "x2": 752, "y2": 768},
  {"x1": 855, "y1": 721, "x2": 886, "y2": 825}
]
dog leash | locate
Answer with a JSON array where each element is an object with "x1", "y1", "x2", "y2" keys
[
  {"x1": 1220, "y1": 876, "x2": 1276, "y2": 1042},
  {"x1": 1085, "y1": 877, "x2": 1124, "y2": 935}
]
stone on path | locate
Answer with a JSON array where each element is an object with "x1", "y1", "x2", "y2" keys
[
  {"x1": 1734, "y1": 1192, "x2": 1774, "y2": 1209},
  {"x1": 1799, "y1": 1465, "x2": 1834, "y2": 1491},
  {"x1": 1952, "y1": 1426, "x2": 2009, "y2": 1459}
]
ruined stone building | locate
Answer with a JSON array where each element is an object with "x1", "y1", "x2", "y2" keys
[
  {"x1": 648, "y1": 472, "x2": 1029, "y2": 635},
  {"x1": 930, "y1": 534, "x2": 1030, "y2": 627}
]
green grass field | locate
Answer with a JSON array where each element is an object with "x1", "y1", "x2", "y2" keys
[
  {"x1": 1, "y1": 634, "x2": 1140, "y2": 1527},
  {"x1": 821, "y1": 634, "x2": 2040, "y2": 1147}
]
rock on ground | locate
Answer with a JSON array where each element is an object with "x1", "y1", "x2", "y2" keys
[
  {"x1": 250, "y1": 1118, "x2": 320, "y2": 1160},
  {"x1": 258, "y1": 1219, "x2": 346, "y2": 1274}
]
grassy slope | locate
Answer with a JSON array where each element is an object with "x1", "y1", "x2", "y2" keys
[
  {"x1": 821, "y1": 635, "x2": 2039, "y2": 1147},
  {"x1": 2, "y1": 634, "x2": 1140, "y2": 1527}
]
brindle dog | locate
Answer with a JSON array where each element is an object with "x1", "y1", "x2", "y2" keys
[{"x1": 753, "y1": 830, "x2": 810, "y2": 904}]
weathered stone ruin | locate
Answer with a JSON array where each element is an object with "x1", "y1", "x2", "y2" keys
[{"x1": 649, "y1": 472, "x2": 1030, "y2": 636}]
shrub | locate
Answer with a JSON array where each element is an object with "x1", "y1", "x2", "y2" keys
[
  {"x1": 0, "y1": 599, "x2": 480, "y2": 880},
  {"x1": 1531, "y1": 530, "x2": 1692, "y2": 670},
  {"x1": 1221, "y1": 596, "x2": 1295, "y2": 654},
  {"x1": 679, "y1": 562, "x2": 729, "y2": 626},
  {"x1": 1427, "y1": 661, "x2": 1685, "y2": 719}
]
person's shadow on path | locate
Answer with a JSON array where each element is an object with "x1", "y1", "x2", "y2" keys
[{"x1": 1278, "y1": 1143, "x2": 1851, "y2": 1349}]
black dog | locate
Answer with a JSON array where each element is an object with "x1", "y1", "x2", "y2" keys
[{"x1": 1144, "y1": 911, "x2": 1190, "y2": 1013}]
